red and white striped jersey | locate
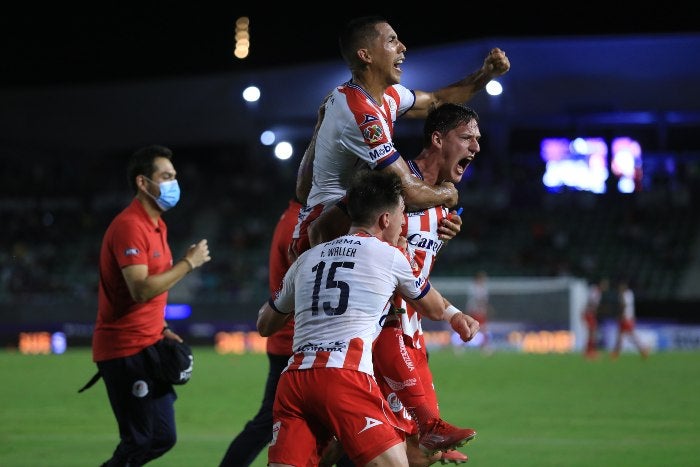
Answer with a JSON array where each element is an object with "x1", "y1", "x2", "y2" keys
[
  {"x1": 394, "y1": 160, "x2": 449, "y2": 349},
  {"x1": 305, "y1": 81, "x2": 415, "y2": 209},
  {"x1": 272, "y1": 233, "x2": 430, "y2": 376}
]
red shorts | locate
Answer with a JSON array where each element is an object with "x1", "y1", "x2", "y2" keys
[
  {"x1": 270, "y1": 367, "x2": 406, "y2": 466},
  {"x1": 374, "y1": 326, "x2": 437, "y2": 436},
  {"x1": 583, "y1": 311, "x2": 597, "y2": 330},
  {"x1": 619, "y1": 318, "x2": 635, "y2": 332}
]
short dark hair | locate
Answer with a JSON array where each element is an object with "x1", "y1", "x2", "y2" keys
[
  {"x1": 346, "y1": 169, "x2": 403, "y2": 226},
  {"x1": 127, "y1": 144, "x2": 173, "y2": 193},
  {"x1": 422, "y1": 103, "x2": 479, "y2": 148},
  {"x1": 339, "y1": 16, "x2": 387, "y2": 71}
]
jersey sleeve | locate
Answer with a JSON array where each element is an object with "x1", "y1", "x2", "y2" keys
[
  {"x1": 392, "y1": 84, "x2": 416, "y2": 117},
  {"x1": 392, "y1": 246, "x2": 431, "y2": 301},
  {"x1": 272, "y1": 255, "x2": 300, "y2": 314}
]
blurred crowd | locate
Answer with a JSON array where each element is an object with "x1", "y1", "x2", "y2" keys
[{"x1": 2, "y1": 144, "x2": 700, "y2": 308}]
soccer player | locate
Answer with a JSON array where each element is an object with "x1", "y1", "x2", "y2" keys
[
  {"x1": 462, "y1": 270, "x2": 495, "y2": 355},
  {"x1": 311, "y1": 103, "x2": 483, "y2": 465},
  {"x1": 291, "y1": 15, "x2": 510, "y2": 258},
  {"x1": 258, "y1": 170, "x2": 480, "y2": 466},
  {"x1": 611, "y1": 279, "x2": 649, "y2": 359},
  {"x1": 581, "y1": 277, "x2": 609, "y2": 359}
]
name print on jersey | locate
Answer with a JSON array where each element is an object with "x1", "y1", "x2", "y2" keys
[{"x1": 320, "y1": 237, "x2": 361, "y2": 258}]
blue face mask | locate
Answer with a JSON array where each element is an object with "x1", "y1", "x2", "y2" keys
[{"x1": 145, "y1": 177, "x2": 181, "y2": 211}]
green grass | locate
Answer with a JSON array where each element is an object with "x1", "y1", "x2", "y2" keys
[{"x1": 2, "y1": 348, "x2": 699, "y2": 466}]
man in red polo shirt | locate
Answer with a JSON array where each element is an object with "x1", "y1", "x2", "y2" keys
[{"x1": 92, "y1": 144, "x2": 211, "y2": 466}]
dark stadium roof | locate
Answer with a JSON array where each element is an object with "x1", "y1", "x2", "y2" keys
[
  {"x1": 1, "y1": 6, "x2": 699, "y2": 155},
  {"x1": 1, "y1": 5, "x2": 696, "y2": 86}
]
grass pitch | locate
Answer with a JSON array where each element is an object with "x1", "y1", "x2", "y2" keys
[{"x1": 2, "y1": 347, "x2": 699, "y2": 466}]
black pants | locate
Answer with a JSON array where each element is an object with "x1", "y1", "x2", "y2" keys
[
  {"x1": 98, "y1": 348, "x2": 177, "y2": 467},
  {"x1": 219, "y1": 352, "x2": 290, "y2": 467}
]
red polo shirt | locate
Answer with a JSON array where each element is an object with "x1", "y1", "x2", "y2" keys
[{"x1": 92, "y1": 198, "x2": 172, "y2": 361}]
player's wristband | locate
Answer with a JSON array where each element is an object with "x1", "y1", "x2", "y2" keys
[{"x1": 443, "y1": 305, "x2": 461, "y2": 322}]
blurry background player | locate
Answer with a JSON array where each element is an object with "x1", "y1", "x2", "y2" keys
[
  {"x1": 451, "y1": 271, "x2": 494, "y2": 355},
  {"x1": 581, "y1": 277, "x2": 609, "y2": 360},
  {"x1": 611, "y1": 279, "x2": 649, "y2": 360}
]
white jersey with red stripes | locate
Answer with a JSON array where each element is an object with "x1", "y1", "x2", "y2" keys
[
  {"x1": 585, "y1": 285, "x2": 602, "y2": 313},
  {"x1": 305, "y1": 81, "x2": 416, "y2": 209},
  {"x1": 621, "y1": 288, "x2": 635, "y2": 320},
  {"x1": 395, "y1": 160, "x2": 449, "y2": 349},
  {"x1": 467, "y1": 281, "x2": 490, "y2": 315},
  {"x1": 272, "y1": 233, "x2": 431, "y2": 376}
]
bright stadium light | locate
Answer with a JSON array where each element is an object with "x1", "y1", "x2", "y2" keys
[
  {"x1": 242, "y1": 86, "x2": 261, "y2": 102},
  {"x1": 260, "y1": 130, "x2": 275, "y2": 146},
  {"x1": 274, "y1": 141, "x2": 293, "y2": 160},
  {"x1": 486, "y1": 80, "x2": 503, "y2": 96}
]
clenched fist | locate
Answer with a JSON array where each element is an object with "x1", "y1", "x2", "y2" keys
[
  {"x1": 449, "y1": 312, "x2": 481, "y2": 342},
  {"x1": 483, "y1": 47, "x2": 510, "y2": 78}
]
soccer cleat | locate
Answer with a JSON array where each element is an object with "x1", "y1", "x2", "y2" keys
[
  {"x1": 418, "y1": 419, "x2": 477, "y2": 455},
  {"x1": 440, "y1": 449, "x2": 469, "y2": 464}
]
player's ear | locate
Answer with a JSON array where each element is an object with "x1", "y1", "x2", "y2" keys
[
  {"x1": 378, "y1": 211, "x2": 390, "y2": 229},
  {"x1": 357, "y1": 48, "x2": 371, "y2": 64}
]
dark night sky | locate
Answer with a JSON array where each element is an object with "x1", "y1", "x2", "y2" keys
[{"x1": 1, "y1": 5, "x2": 695, "y2": 87}]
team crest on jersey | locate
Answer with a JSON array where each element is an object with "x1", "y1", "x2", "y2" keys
[
  {"x1": 363, "y1": 124, "x2": 384, "y2": 144},
  {"x1": 386, "y1": 392, "x2": 404, "y2": 413}
]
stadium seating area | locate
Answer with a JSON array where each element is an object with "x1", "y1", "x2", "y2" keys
[{"x1": 1, "y1": 145, "x2": 699, "y2": 322}]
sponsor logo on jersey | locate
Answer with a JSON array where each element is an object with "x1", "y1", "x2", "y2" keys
[
  {"x1": 407, "y1": 233, "x2": 443, "y2": 254},
  {"x1": 297, "y1": 341, "x2": 347, "y2": 352},
  {"x1": 414, "y1": 276, "x2": 426, "y2": 289},
  {"x1": 361, "y1": 114, "x2": 379, "y2": 124},
  {"x1": 387, "y1": 98, "x2": 398, "y2": 115},
  {"x1": 124, "y1": 248, "x2": 139, "y2": 256},
  {"x1": 358, "y1": 416, "x2": 383, "y2": 434},
  {"x1": 367, "y1": 142, "x2": 394, "y2": 161},
  {"x1": 325, "y1": 237, "x2": 362, "y2": 246}
]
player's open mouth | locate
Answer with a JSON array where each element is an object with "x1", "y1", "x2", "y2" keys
[{"x1": 457, "y1": 157, "x2": 471, "y2": 173}]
